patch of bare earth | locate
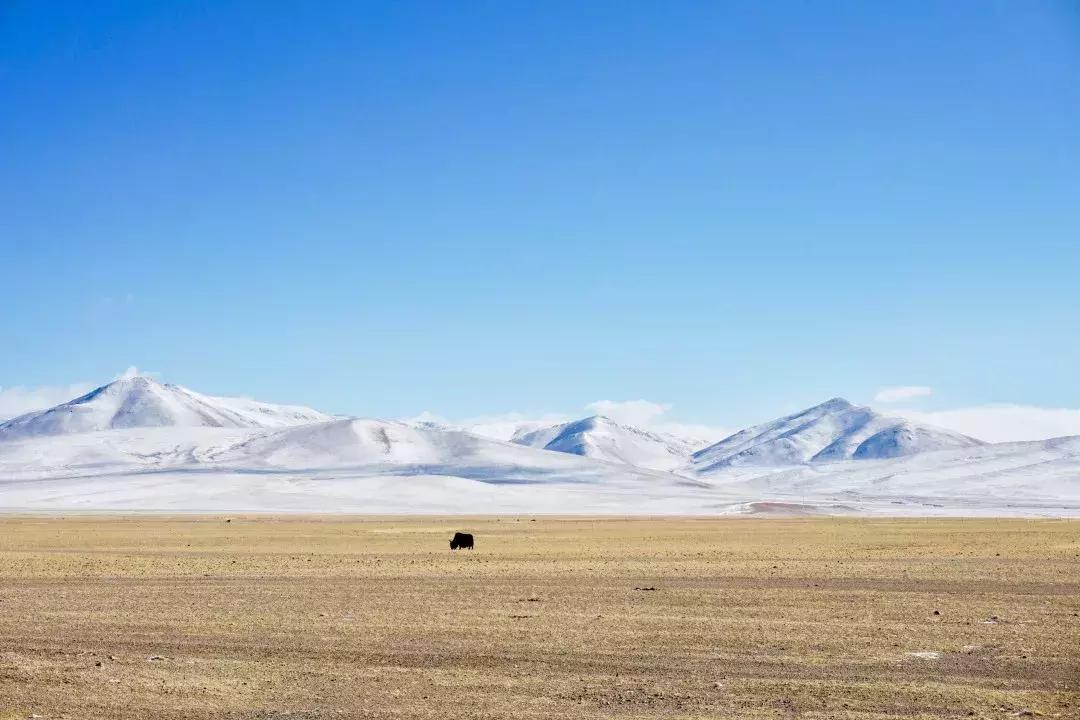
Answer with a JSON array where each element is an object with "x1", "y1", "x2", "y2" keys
[{"x1": 0, "y1": 516, "x2": 1076, "y2": 718}]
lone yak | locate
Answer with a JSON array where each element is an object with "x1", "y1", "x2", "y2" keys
[{"x1": 449, "y1": 532, "x2": 474, "y2": 550}]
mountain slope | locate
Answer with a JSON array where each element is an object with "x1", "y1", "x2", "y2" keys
[
  {"x1": 0, "y1": 378, "x2": 1074, "y2": 516},
  {"x1": 514, "y1": 415, "x2": 703, "y2": 471},
  {"x1": 693, "y1": 435, "x2": 1080, "y2": 513},
  {"x1": 0, "y1": 422, "x2": 1075, "y2": 515},
  {"x1": 689, "y1": 398, "x2": 982, "y2": 472},
  {"x1": 406, "y1": 418, "x2": 559, "y2": 443},
  {"x1": 212, "y1": 417, "x2": 668, "y2": 473},
  {"x1": 0, "y1": 376, "x2": 333, "y2": 441},
  {"x1": 0, "y1": 415, "x2": 703, "y2": 515}
]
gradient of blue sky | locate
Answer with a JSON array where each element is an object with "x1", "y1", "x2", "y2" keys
[{"x1": 2, "y1": 1, "x2": 1078, "y2": 428}]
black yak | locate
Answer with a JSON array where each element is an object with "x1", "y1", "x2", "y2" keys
[{"x1": 450, "y1": 532, "x2": 474, "y2": 550}]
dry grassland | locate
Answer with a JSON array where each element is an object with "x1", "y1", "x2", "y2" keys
[{"x1": 0, "y1": 516, "x2": 1077, "y2": 719}]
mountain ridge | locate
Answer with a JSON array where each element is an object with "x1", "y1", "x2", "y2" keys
[
  {"x1": 0, "y1": 378, "x2": 1075, "y2": 515},
  {"x1": 0, "y1": 375, "x2": 334, "y2": 440},
  {"x1": 513, "y1": 415, "x2": 706, "y2": 471},
  {"x1": 688, "y1": 397, "x2": 983, "y2": 473}
]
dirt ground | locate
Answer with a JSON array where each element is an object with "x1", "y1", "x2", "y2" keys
[{"x1": 0, "y1": 516, "x2": 1077, "y2": 719}]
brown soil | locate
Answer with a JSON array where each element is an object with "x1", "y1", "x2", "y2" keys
[{"x1": 0, "y1": 516, "x2": 1077, "y2": 719}]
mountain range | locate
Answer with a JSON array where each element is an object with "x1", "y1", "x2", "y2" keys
[
  {"x1": 513, "y1": 415, "x2": 702, "y2": 471},
  {"x1": 0, "y1": 375, "x2": 1075, "y2": 515},
  {"x1": 687, "y1": 397, "x2": 983, "y2": 473},
  {"x1": 0, "y1": 375, "x2": 333, "y2": 441}
]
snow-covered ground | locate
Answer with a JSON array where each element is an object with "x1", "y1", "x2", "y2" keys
[
  {"x1": 689, "y1": 435, "x2": 1080, "y2": 516},
  {"x1": 0, "y1": 421, "x2": 719, "y2": 514},
  {"x1": 0, "y1": 377, "x2": 1076, "y2": 515}
]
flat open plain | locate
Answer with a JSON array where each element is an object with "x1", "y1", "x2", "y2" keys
[{"x1": 0, "y1": 516, "x2": 1077, "y2": 719}]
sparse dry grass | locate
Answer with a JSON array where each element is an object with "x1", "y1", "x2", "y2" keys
[{"x1": 0, "y1": 516, "x2": 1077, "y2": 719}]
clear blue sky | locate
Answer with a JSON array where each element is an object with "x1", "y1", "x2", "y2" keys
[{"x1": 2, "y1": 1, "x2": 1078, "y2": 427}]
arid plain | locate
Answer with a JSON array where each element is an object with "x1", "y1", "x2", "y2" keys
[{"x1": 0, "y1": 516, "x2": 1076, "y2": 719}]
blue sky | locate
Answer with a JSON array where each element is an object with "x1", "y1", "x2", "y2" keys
[{"x1": 2, "y1": 1, "x2": 1078, "y2": 433}]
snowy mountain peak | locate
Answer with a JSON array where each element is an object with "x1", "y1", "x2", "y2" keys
[
  {"x1": 0, "y1": 376, "x2": 335, "y2": 441},
  {"x1": 555, "y1": 415, "x2": 614, "y2": 433},
  {"x1": 815, "y1": 397, "x2": 854, "y2": 412},
  {"x1": 0, "y1": 377, "x2": 1076, "y2": 515},
  {"x1": 514, "y1": 414, "x2": 704, "y2": 471},
  {"x1": 80, "y1": 373, "x2": 155, "y2": 395},
  {"x1": 688, "y1": 398, "x2": 983, "y2": 473}
]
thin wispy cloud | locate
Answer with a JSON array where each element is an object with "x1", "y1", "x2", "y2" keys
[
  {"x1": 403, "y1": 410, "x2": 571, "y2": 442},
  {"x1": 893, "y1": 405, "x2": 1080, "y2": 443},
  {"x1": 585, "y1": 399, "x2": 670, "y2": 426},
  {"x1": 874, "y1": 386, "x2": 933, "y2": 403},
  {"x1": 0, "y1": 367, "x2": 155, "y2": 422},
  {"x1": 0, "y1": 382, "x2": 94, "y2": 421},
  {"x1": 115, "y1": 366, "x2": 157, "y2": 380},
  {"x1": 585, "y1": 399, "x2": 730, "y2": 444}
]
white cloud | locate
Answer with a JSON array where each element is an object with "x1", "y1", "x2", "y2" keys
[
  {"x1": 0, "y1": 368, "x2": 153, "y2": 422},
  {"x1": 115, "y1": 366, "x2": 158, "y2": 380},
  {"x1": 403, "y1": 410, "x2": 571, "y2": 442},
  {"x1": 892, "y1": 405, "x2": 1080, "y2": 443},
  {"x1": 585, "y1": 399, "x2": 730, "y2": 445},
  {"x1": 874, "y1": 386, "x2": 933, "y2": 403},
  {"x1": 585, "y1": 399, "x2": 670, "y2": 426},
  {"x1": 405, "y1": 410, "x2": 446, "y2": 426},
  {"x1": 650, "y1": 420, "x2": 733, "y2": 445},
  {"x1": 0, "y1": 382, "x2": 95, "y2": 422}
]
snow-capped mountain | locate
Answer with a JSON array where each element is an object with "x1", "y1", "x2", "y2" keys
[
  {"x1": 688, "y1": 398, "x2": 983, "y2": 473},
  {"x1": 210, "y1": 417, "x2": 672, "y2": 476},
  {"x1": 0, "y1": 375, "x2": 334, "y2": 441},
  {"x1": 514, "y1": 415, "x2": 704, "y2": 471},
  {"x1": 0, "y1": 377, "x2": 1074, "y2": 516},
  {"x1": 691, "y1": 434, "x2": 1080, "y2": 515},
  {"x1": 0, "y1": 414, "x2": 692, "y2": 513}
]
